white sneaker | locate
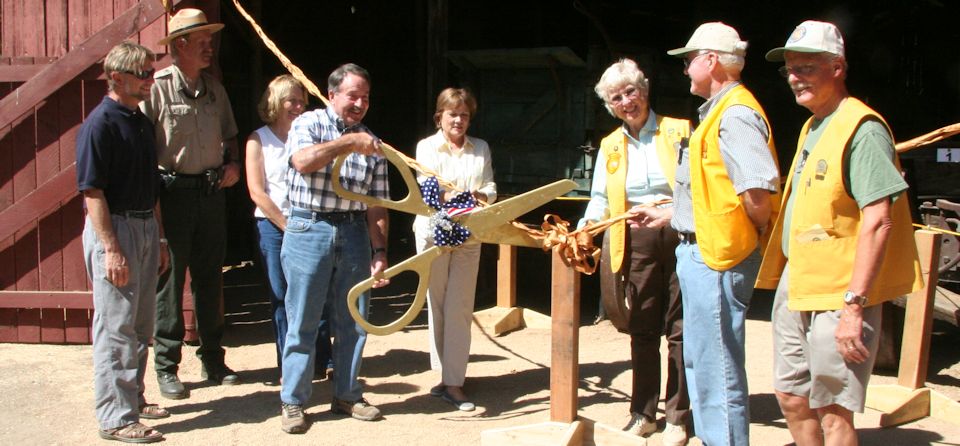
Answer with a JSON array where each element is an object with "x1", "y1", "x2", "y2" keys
[
  {"x1": 662, "y1": 422, "x2": 689, "y2": 446},
  {"x1": 623, "y1": 412, "x2": 656, "y2": 437}
]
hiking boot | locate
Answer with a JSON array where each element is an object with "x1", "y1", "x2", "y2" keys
[
  {"x1": 623, "y1": 412, "x2": 656, "y2": 437},
  {"x1": 331, "y1": 397, "x2": 381, "y2": 421},
  {"x1": 202, "y1": 363, "x2": 240, "y2": 385},
  {"x1": 280, "y1": 404, "x2": 307, "y2": 434},
  {"x1": 157, "y1": 372, "x2": 187, "y2": 400},
  {"x1": 662, "y1": 422, "x2": 689, "y2": 446}
]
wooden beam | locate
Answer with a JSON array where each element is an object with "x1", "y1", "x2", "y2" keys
[
  {"x1": 0, "y1": 55, "x2": 172, "y2": 82},
  {"x1": 0, "y1": 291, "x2": 93, "y2": 309},
  {"x1": 0, "y1": 164, "x2": 77, "y2": 244},
  {"x1": 0, "y1": 0, "x2": 181, "y2": 132},
  {"x1": 550, "y1": 250, "x2": 580, "y2": 423}
]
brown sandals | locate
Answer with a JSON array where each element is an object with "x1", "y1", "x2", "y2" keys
[
  {"x1": 138, "y1": 404, "x2": 170, "y2": 420},
  {"x1": 98, "y1": 422, "x2": 163, "y2": 443}
]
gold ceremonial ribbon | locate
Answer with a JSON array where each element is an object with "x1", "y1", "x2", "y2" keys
[{"x1": 513, "y1": 199, "x2": 672, "y2": 274}]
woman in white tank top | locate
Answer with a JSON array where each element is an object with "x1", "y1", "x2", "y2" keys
[{"x1": 245, "y1": 75, "x2": 333, "y2": 380}]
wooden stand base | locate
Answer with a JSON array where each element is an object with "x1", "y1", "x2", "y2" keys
[
  {"x1": 866, "y1": 385, "x2": 960, "y2": 427},
  {"x1": 480, "y1": 418, "x2": 645, "y2": 446},
  {"x1": 473, "y1": 306, "x2": 552, "y2": 335}
]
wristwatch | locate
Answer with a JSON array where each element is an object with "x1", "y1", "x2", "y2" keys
[{"x1": 843, "y1": 290, "x2": 868, "y2": 306}]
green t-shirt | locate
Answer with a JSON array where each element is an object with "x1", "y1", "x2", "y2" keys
[{"x1": 781, "y1": 112, "x2": 908, "y2": 257}]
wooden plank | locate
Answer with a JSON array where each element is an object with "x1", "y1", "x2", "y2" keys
[
  {"x1": 0, "y1": 308, "x2": 17, "y2": 341},
  {"x1": 17, "y1": 308, "x2": 42, "y2": 343},
  {"x1": 897, "y1": 231, "x2": 942, "y2": 390},
  {"x1": 1, "y1": 0, "x2": 14, "y2": 56},
  {"x1": 11, "y1": 66, "x2": 38, "y2": 204},
  {"x1": 0, "y1": 83, "x2": 12, "y2": 212},
  {"x1": 39, "y1": 210, "x2": 65, "y2": 292},
  {"x1": 64, "y1": 308, "x2": 91, "y2": 344},
  {"x1": 0, "y1": 0, "x2": 182, "y2": 133},
  {"x1": 36, "y1": 90, "x2": 61, "y2": 202},
  {"x1": 0, "y1": 165, "x2": 77, "y2": 244},
  {"x1": 61, "y1": 195, "x2": 88, "y2": 291},
  {"x1": 550, "y1": 251, "x2": 580, "y2": 423},
  {"x1": 139, "y1": 1, "x2": 168, "y2": 55},
  {"x1": 497, "y1": 244, "x2": 517, "y2": 308},
  {"x1": 8, "y1": 0, "x2": 46, "y2": 57},
  {"x1": 40, "y1": 308, "x2": 67, "y2": 343},
  {"x1": 58, "y1": 82, "x2": 82, "y2": 181},
  {"x1": 46, "y1": 0, "x2": 70, "y2": 58},
  {"x1": 0, "y1": 291, "x2": 93, "y2": 309},
  {"x1": 14, "y1": 227, "x2": 40, "y2": 292}
]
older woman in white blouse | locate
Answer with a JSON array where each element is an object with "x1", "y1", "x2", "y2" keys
[{"x1": 414, "y1": 88, "x2": 496, "y2": 412}]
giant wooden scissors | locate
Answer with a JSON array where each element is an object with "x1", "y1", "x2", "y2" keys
[{"x1": 332, "y1": 145, "x2": 576, "y2": 335}]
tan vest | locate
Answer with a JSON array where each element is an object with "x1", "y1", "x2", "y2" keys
[
  {"x1": 602, "y1": 116, "x2": 689, "y2": 272},
  {"x1": 756, "y1": 97, "x2": 922, "y2": 310},
  {"x1": 690, "y1": 85, "x2": 779, "y2": 271}
]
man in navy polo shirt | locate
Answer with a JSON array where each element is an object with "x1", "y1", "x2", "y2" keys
[{"x1": 77, "y1": 41, "x2": 170, "y2": 443}]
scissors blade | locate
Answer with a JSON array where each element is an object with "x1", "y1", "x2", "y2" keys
[
  {"x1": 469, "y1": 221, "x2": 543, "y2": 248},
  {"x1": 458, "y1": 179, "x2": 577, "y2": 236}
]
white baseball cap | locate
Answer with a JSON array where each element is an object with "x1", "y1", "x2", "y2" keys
[
  {"x1": 765, "y1": 20, "x2": 845, "y2": 61},
  {"x1": 667, "y1": 22, "x2": 748, "y2": 57}
]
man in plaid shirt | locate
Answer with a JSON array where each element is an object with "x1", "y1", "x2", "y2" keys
[{"x1": 278, "y1": 63, "x2": 390, "y2": 434}]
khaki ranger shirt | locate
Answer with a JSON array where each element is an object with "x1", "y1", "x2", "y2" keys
[{"x1": 140, "y1": 64, "x2": 238, "y2": 174}]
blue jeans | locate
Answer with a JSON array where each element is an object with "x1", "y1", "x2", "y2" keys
[
  {"x1": 675, "y1": 241, "x2": 760, "y2": 446},
  {"x1": 280, "y1": 211, "x2": 370, "y2": 405},
  {"x1": 256, "y1": 218, "x2": 332, "y2": 373}
]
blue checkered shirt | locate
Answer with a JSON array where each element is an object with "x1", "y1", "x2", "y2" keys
[{"x1": 285, "y1": 108, "x2": 389, "y2": 211}]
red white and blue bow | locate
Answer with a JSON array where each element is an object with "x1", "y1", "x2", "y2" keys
[{"x1": 420, "y1": 177, "x2": 477, "y2": 246}]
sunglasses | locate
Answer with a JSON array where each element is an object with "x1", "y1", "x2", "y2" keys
[{"x1": 121, "y1": 68, "x2": 156, "y2": 80}]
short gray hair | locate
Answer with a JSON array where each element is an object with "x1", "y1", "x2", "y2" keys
[
  {"x1": 594, "y1": 58, "x2": 649, "y2": 116},
  {"x1": 103, "y1": 41, "x2": 154, "y2": 91},
  {"x1": 716, "y1": 51, "x2": 745, "y2": 76},
  {"x1": 328, "y1": 63, "x2": 371, "y2": 94}
]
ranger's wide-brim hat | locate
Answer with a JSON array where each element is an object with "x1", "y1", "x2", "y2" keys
[{"x1": 157, "y1": 8, "x2": 224, "y2": 46}]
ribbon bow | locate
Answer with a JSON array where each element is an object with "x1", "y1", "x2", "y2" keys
[
  {"x1": 513, "y1": 214, "x2": 600, "y2": 274},
  {"x1": 420, "y1": 177, "x2": 478, "y2": 246}
]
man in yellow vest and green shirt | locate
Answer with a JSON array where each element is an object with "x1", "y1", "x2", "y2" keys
[
  {"x1": 758, "y1": 21, "x2": 922, "y2": 445},
  {"x1": 630, "y1": 22, "x2": 781, "y2": 445},
  {"x1": 579, "y1": 59, "x2": 690, "y2": 446}
]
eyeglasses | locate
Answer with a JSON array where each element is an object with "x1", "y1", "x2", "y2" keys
[
  {"x1": 608, "y1": 86, "x2": 642, "y2": 106},
  {"x1": 121, "y1": 68, "x2": 156, "y2": 80},
  {"x1": 683, "y1": 52, "x2": 710, "y2": 69},
  {"x1": 778, "y1": 64, "x2": 819, "y2": 78}
]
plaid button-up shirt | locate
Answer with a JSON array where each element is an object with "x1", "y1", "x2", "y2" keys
[{"x1": 285, "y1": 108, "x2": 389, "y2": 212}]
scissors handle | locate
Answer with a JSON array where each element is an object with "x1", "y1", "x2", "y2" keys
[
  {"x1": 331, "y1": 143, "x2": 433, "y2": 216},
  {"x1": 347, "y1": 245, "x2": 443, "y2": 336}
]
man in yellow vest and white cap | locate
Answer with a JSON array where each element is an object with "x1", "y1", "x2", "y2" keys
[
  {"x1": 580, "y1": 58, "x2": 690, "y2": 446},
  {"x1": 757, "y1": 20, "x2": 922, "y2": 445},
  {"x1": 630, "y1": 22, "x2": 781, "y2": 445}
]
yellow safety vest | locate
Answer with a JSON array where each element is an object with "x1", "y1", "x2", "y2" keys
[
  {"x1": 756, "y1": 97, "x2": 922, "y2": 310},
  {"x1": 602, "y1": 116, "x2": 690, "y2": 273},
  {"x1": 690, "y1": 85, "x2": 780, "y2": 271}
]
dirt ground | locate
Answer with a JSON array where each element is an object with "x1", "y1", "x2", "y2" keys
[{"x1": 1, "y1": 273, "x2": 959, "y2": 446}]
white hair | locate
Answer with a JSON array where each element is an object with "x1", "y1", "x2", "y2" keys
[{"x1": 594, "y1": 58, "x2": 650, "y2": 116}]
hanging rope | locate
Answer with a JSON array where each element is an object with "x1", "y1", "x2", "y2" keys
[
  {"x1": 513, "y1": 199, "x2": 672, "y2": 274},
  {"x1": 229, "y1": 0, "x2": 466, "y2": 195}
]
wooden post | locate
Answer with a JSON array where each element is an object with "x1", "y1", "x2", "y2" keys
[
  {"x1": 497, "y1": 244, "x2": 517, "y2": 308},
  {"x1": 897, "y1": 230, "x2": 940, "y2": 389},
  {"x1": 866, "y1": 230, "x2": 960, "y2": 426},
  {"x1": 550, "y1": 250, "x2": 580, "y2": 423}
]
